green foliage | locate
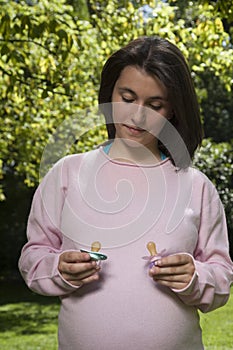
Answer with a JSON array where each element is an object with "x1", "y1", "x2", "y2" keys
[
  {"x1": 0, "y1": 0, "x2": 233, "y2": 199},
  {"x1": 193, "y1": 139, "x2": 233, "y2": 243},
  {"x1": 0, "y1": 174, "x2": 34, "y2": 278},
  {"x1": 0, "y1": 0, "x2": 103, "y2": 192},
  {"x1": 194, "y1": 139, "x2": 233, "y2": 203},
  {"x1": 66, "y1": 0, "x2": 90, "y2": 19},
  {"x1": 198, "y1": 0, "x2": 233, "y2": 23},
  {"x1": 198, "y1": 72, "x2": 233, "y2": 142}
]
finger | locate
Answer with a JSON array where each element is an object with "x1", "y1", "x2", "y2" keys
[
  {"x1": 149, "y1": 265, "x2": 189, "y2": 277},
  {"x1": 152, "y1": 272, "x2": 191, "y2": 283},
  {"x1": 60, "y1": 251, "x2": 91, "y2": 264},
  {"x1": 61, "y1": 260, "x2": 99, "y2": 275},
  {"x1": 75, "y1": 266, "x2": 101, "y2": 280},
  {"x1": 63, "y1": 266, "x2": 100, "y2": 282},
  {"x1": 156, "y1": 254, "x2": 192, "y2": 267},
  {"x1": 154, "y1": 279, "x2": 188, "y2": 290},
  {"x1": 81, "y1": 272, "x2": 100, "y2": 284},
  {"x1": 69, "y1": 272, "x2": 100, "y2": 287},
  {"x1": 58, "y1": 252, "x2": 91, "y2": 275}
]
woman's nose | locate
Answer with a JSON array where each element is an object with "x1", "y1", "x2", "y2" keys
[{"x1": 131, "y1": 103, "x2": 146, "y2": 124}]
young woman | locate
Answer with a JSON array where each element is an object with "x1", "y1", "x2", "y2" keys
[{"x1": 19, "y1": 36, "x2": 233, "y2": 350}]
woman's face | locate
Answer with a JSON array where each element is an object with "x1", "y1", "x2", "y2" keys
[{"x1": 111, "y1": 65, "x2": 172, "y2": 153}]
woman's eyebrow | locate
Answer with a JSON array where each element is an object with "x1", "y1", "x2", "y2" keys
[
  {"x1": 118, "y1": 87, "x2": 136, "y2": 96},
  {"x1": 149, "y1": 96, "x2": 168, "y2": 101},
  {"x1": 118, "y1": 87, "x2": 167, "y2": 101}
]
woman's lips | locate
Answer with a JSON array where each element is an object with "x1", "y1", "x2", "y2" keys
[{"x1": 123, "y1": 124, "x2": 145, "y2": 135}]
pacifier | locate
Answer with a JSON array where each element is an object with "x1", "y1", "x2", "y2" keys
[
  {"x1": 142, "y1": 241, "x2": 166, "y2": 268},
  {"x1": 80, "y1": 241, "x2": 107, "y2": 261}
]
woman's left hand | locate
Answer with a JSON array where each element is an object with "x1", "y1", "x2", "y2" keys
[{"x1": 149, "y1": 253, "x2": 195, "y2": 290}]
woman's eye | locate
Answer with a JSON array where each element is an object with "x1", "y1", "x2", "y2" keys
[
  {"x1": 150, "y1": 104, "x2": 162, "y2": 111},
  {"x1": 122, "y1": 96, "x2": 134, "y2": 103}
]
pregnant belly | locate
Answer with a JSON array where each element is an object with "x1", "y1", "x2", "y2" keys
[{"x1": 58, "y1": 281, "x2": 203, "y2": 350}]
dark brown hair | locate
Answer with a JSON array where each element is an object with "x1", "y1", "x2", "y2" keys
[{"x1": 98, "y1": 36, "x2": 203, "y2": 168}]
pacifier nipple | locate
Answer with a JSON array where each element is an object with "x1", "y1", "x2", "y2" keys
[
  {"x1": 91, "y1": 241, "x2": 101, "y2": 253},
  {"x1": 147, "y1": 241, "x2": 157, "y2": 256}
]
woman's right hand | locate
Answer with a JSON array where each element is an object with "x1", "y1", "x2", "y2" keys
[{"x1": 58, "y1": 251, "x2": 101, "y2": 287}]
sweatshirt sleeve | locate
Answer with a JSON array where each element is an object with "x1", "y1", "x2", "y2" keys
[
  {"x1": 173, "y1": 176, "x2": 233, "y2": 313},
  {"x1": 18, "y1": 157, "x2": 79, "y2": 296}
]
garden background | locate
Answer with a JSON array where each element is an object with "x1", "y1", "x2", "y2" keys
[{"x1": 0, "y1": 0, "x2": 233, "y2": 349}]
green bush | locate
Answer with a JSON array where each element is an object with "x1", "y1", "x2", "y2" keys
[{"x1": 193, "y1": 139, "x2": 233, "y2": 255}]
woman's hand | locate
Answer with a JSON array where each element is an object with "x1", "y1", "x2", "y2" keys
[
  {"x1": 58, "y1": 251, "x2": 101, "y2": 287},
  {"x1": 149, "y1": 253, "x2": 195, "y2": 290}
]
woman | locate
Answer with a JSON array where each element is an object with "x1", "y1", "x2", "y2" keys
[{"x1": 19, "y1": 36, "x2": 233, "y2": 350}]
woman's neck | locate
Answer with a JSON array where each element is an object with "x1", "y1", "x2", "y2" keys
[{"x1": 108, "y1": 139, "x2": 161, "y2": 165}]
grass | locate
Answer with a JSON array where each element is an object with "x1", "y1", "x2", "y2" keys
[
  {"x1": 0, "y1": 303, "x2": 59, "y2": 350},
  {"x1": 200, "y1": 291, "x2": 233, "y2": 349},
  {"x1": 0, "y1": 279, "x2": 59, "y2": 350},
  {"x1": 0, "y1": 279, "x2": 232, "y2": 349}
]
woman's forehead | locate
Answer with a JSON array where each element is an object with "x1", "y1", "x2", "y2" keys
[{"x1": 114, "y1": 65, "x2": 169, "y2": 99}]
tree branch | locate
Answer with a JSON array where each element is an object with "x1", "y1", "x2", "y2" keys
[
  {"x1": 0, "y1": 38, "x2": 57, "y2": 55},
  {"x1": 0, "y1": 66, "x2": 73, "y2": 98}
]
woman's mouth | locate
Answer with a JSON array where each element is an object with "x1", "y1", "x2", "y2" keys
[{"x1": 123, "y1": 124, "x2": 145, "y2": 135}]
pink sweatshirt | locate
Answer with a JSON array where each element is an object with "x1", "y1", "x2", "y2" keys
[{"x1": 19, "y1": 148, "x2": 233, "y2": 350}]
